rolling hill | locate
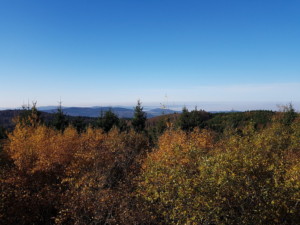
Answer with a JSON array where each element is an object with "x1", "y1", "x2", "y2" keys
[
  {"x1": 0, "y1": 107, "x2": 179, "y2": 130},
  {"x1": 40, "y1": 107, "x2": 178, "y2": 118}
]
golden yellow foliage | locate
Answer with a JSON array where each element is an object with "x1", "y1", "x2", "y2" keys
[
  {"x1": 6, "y1": 124, "x2": 79, "y2": 174},
  {"x1": 139, "y1": 124, "x2": 300, "y2": 224},
  {"x1": 56, "y1": 128, "x2": 149, "y2": 224},
  {"x1": 2, "y1": 123, "x2": 149, "y2": 224},
  {"x1": 2, "y1": 113, "x2": 300, "y2": 224}
]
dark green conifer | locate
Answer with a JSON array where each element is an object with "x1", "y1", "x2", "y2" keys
[
  {"x1": 178, "y1": 107, "x2": 211, "y2": 131},
  {"x1": 53, "y1": 102, "x2": 69, "y2": 131},
  {"x1": 281, "y1": 103, "x2": 297, "y2": 126},
  {"x1": 132, "y1": 100, "x2": 147, "y2": 132},
  {"x1": 98, "y1": 109, "x2": 120, "y2": 132}
]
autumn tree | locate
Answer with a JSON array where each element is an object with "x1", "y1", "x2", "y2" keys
[
  {"x1": 2, "y1": 107, "x2": 299, "y2": 225},
  {"x1": 139, "y1": 120, "x2": 300, "y2": 224},
  {"x1": 56, "y1": 128, "x2": 150, "y2": 224},
  {"x1": 1, "y1": 119, "x2": 80, "y2": 224}
]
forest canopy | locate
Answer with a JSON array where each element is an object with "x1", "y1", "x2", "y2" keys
[{"x1": 0, "y1": 104, "x2": 299, "y2": 224}]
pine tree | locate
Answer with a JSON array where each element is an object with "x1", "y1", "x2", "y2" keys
[
  {"x1": 53, "y1": 102, "x2": 69, "y2": 131},
  {"x1": 178, "y1": 106, "x2": 190, "y2": 131},
  {"x1": 0, "y1": 126, "x2": 6, "y2": 139},
  {"x1": 98, "y1": 109, "x2": 120, "y2": 132},
  {"x1": 17, "y1": 102, "x2": 41, "y2": 127},
  {"x1": 178, "y1": 107, "x2": 211, "y2": 131},
  {"x1": 281, "y1": 103, "x2": 297, "y2": 126},
  {"x1": 132, "y1": 100, "x2": 147, "y2": 132}
]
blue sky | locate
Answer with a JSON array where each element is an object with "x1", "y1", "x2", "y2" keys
[{"x1": 0, "y1": 0, "x2": 300, "y2": 110}]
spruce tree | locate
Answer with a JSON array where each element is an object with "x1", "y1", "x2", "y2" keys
[
  {"x1": 281, "y1": 103, "x2": 297, "y2": 126},
  {"x1": 178, "y1": 106, "x2": 190, "y2": 131},
  {"x1": 98, "y1": 109, "x2": 120, "y2": 132},
  {"x1": 178, "y1": 107, "x2": 211, "y2": 131},
  {"x1": 0, "y1": 126, "x2": 6, "y2": 139},
  {"x1": 53, "y1": 102, "x2": 69, "y2": 131},
  {"x1": 132, "y1": 100, "x2": 147, "y2": 132},
  {"x1": 18, "y1": 102, "x2": 41, "y2": 127}
]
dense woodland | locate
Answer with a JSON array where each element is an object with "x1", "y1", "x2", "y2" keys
[{"x1": 1, "y1": 102, "x2": 300, "y2": 224}]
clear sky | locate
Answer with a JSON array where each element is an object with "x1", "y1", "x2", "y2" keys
[{"x1": 0, "y1": 0, "x2": 300, "y2": 110}]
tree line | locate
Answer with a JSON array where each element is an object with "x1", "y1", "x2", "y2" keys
[{"x1": 0, "y1": 103, "x2": 299, "y2": 224}]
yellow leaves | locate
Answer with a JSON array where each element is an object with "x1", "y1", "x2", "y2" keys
[
  {"x1": 3, "y1": 113, "x2": 300, "y2": 224},
  {"x1": 139, "y1": 128, "x2": 217, "y2": 224},
  {"x1": 139, "y1": 123, "x2": 300, "y2": 224},
  {"x1": 146, "y1": 128, "x2": 214, "y2": 169}
]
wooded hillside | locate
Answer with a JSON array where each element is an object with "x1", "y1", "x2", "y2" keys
[{"x1": 1, "y1": 105, "x2": 299, "y2": 224}]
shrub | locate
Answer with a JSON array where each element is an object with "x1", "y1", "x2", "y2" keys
[{"x1": 139, "y1": 123, "x2": 300, "y2": 224}]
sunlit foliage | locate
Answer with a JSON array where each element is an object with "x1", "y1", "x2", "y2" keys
[
  {"x1": 139, "y1": 121, "x2": 300, "y2": 224},
  {"x1": 1, "y1": 109, "x2": 299, "y2": 225},
  {"x1": 56, "y1": 128, "x2": 149, "y2": 224},
  {"x1": 139, "y1": 128, "x2": 215, "y2": 224},
  {"x1": 1, "y1": 120, "x2": 149, "y2": 224},
  {"x1": 1, "y1": 124, "x2": 80, "y2": 224}
]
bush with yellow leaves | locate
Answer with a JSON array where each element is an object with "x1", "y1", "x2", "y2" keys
[
  {"x1": 1, "y1": 123, "x2": 81, "y2": 224},
  {"x1": 139, "y1": 122, "x2": 300, "y2": 224},
  {"x1": 56, "y1": 127, "x2": 149, "y2": 224},
  {"x1": 1, "y1": 121, "x2": 149, "y2": 224}
]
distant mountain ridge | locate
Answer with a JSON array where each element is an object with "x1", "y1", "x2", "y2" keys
[
  {"x1": 0, "y1": 107, "x2": 179, "y2": 130},
  {"x1": 1, "y1": 106, "x2": 241, "y2": 120},
  {"x1": 39, "y1": 106, "x2": 179, "y2": 118}
]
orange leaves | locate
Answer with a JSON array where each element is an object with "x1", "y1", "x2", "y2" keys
[
  {"x1": 3, "y1": 113, "x2": 300, "y2": 224},
  {"x1": 56, "y1": 127, "x2": 149, "y2": 224},
  {"x1": 3, "y1": 123, "x2": 150, "y2": 224},
  {"x1": 145, "y1": 128, "x2": 214, "y2": 168},
  {"x1": 189, "y1": 128, "x2": 215, "y2": 150},
  {"x1": 6, "y1": 125, "x2": 80, "y2": 174}
]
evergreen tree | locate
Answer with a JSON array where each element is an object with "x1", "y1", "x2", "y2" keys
[
  {"x1": 132, "y1": 100, "x2": 147, "y2": 132},
  {"x1": 72, "y1": 117, "x2": 86, "y2": 133},
  {"x1": 281, "y1": 103, "x2": 297, "y2": 126},
  {"x1": 98, "y1": 109, "x2": 120, "y2": 132},
  {"x1": 17, "y1": 102, "x2": 41, "y2": 127},
  {"x1": 53, "y1": 102, "x2": 69, "y2": 131},
  {"x1": 178, "y1": 106, "x2": 190, "y2": 131},
  {"x1": 118, "y1": 118, "x2": 130, "y2": 132},
  {"x1": 0, "y1": 126, "x2": 7, "y2": 139},
  {"x1": 178, "y1": 107, "x2": 211, "y2": 131}
]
